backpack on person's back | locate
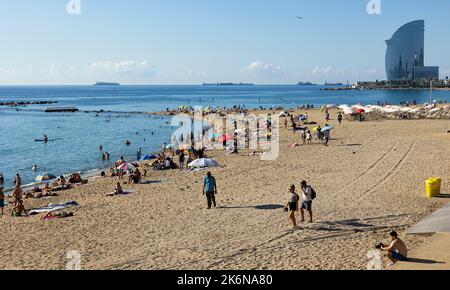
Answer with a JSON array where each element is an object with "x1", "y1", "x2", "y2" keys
[{"x1": 309, "y1": 186, "x2": 317, "y2": 200}]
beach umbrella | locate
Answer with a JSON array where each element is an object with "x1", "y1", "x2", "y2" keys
[
  {"x1": 180, "y1": 144, "x2": 194, "y2": 151},
  {"x1": 36, "y1": 174, "x2": 57, "y2": 182},
  {"x1": 356, "y1": 108, "x2": 366, "y2": 114},
  {"x1": 165, "y1": 144, "x2": 176, "y2": 149},
  {"x1": 188, "y1": 158, "x2": 220, "y2": 169},
  {"x1": 140, "y1": 155, "x2": 157, "y2": 161},
  {"x1": 312, "y1": 127, "x2": 320, "y2": 132},
  {"x1": 218, "y1": 134, "x2": 233, "y2": 143},
  {"x1": 118, "y1": 163, "x2": 136, "y2": 171},
  {"x1": 321, "y1": 125, "x2": 334, "y2": 132}
]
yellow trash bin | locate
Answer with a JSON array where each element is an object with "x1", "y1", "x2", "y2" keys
[{"x1": 426, "y1": 178, "x2": 441, "y2": 198}]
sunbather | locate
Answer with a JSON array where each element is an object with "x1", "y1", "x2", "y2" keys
[
  {"x1": 43, "y1": 211, "x2": 74, "y2": 220},
  {"x1": 114, "y1": 183, "x2": 124, "y2": 195}
]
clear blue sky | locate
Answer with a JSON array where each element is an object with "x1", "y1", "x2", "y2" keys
[{"x1": 0, "y1": 0, "x2": 449, "y2": 85}]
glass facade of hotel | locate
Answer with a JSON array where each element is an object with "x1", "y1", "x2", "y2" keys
[{"x1": 385, "y1": 20, "x2": 439, "y2": 81}]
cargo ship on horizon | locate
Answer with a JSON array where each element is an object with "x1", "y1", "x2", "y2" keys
[
  {"x1": 94, "y1": 81, "x2": 120, "y2": 86},
  {"x1": 202, "y1": 82, "x2": 254, "y2": 86}
]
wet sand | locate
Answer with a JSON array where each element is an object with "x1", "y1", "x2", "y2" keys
[{"x1": 0, "y1": 109, "x2": 449, "y2": 270}]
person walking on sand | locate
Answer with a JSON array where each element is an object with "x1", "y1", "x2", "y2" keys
[
  {"x1": 306, "y1": 130, "x2": 312, "y2": 145},
  {"x1": 0, "y1": 186, "x2": 5, "y2": 216},
  {"x1": 300, "y1": 181, "x2": 314, "y2": 223},
  {"x1": 337, "y1": 112, "x2": 343, "y2": 125},
  {"x1": 300, "y1": 129, "x2": 306, "y2": 145},
  {"x1": 323, "y1": 130, "x2": 330, "y2": 147},
  {"x1": 380, "y1": 231, "x2": 408, "y2": 266},
  {"x1": 179, "y1": 151, "x2": 185, "y2": 171},
  {"x1": 203, "y1": 172, "x2": 217, "y2": 209},
  {"x1": 284, "y1": 185, "x2": 300, "y2": 228}
]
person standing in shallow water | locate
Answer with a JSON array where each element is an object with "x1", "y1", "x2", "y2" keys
[
  {"x1": 203, "y1": 172, "x2": 217, "y2": 209},
  {"x1": 14, "y1": 174, "x2": 21, "y2": 188}
]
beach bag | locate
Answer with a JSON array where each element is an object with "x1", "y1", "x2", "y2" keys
[{"x1": 310, "y1": 187, "x2": 317, "y2": 200}]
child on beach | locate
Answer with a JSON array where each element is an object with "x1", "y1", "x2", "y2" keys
[
  {"x1": 284, "y1": 185, "x2": 300, "y2": 228},
  {"x1": 0, "y1": 187, "x2": 5, "y2": 216},
  {"x1": 306, "y1": 130, "x2": 312, "y2": 144}
]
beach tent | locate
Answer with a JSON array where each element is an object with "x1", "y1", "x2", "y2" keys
[
  {"x1": 188, "y1": 158, "x2": 220, "y2": 169},
  {"x1": 140, "y1": 155, "x2": 157, "y2": 161},
  {"x1": 36, "y1": 174, "x2": 57, "y2": 182},
  {"x1": 118, "y1": 163, "x2": 136, "y2": 171}
]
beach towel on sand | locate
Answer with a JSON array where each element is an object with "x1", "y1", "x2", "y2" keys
[
  {"x1": 105, "y1": 190, "x2": 135, "y2": 197},
  {"x1": 29, "y1": 201, "x2": 78, "y2": 215}
]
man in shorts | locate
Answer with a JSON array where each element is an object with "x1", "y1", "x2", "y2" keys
[
  {"x1": 300, "y1": 181, "x2": 313, "y2": 223},
  {"x1": 203, "y1": 172, "x2": 217, "y2": 209},
  {"x1": 381, "y1": 231, "x2": 408, "y2": 266}
]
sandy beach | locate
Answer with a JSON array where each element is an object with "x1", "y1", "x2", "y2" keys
[{"x1": 1, "y1": 108, "x2": 449, "y2": 270}]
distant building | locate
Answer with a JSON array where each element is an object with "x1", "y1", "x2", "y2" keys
[{"x1": 385, "y1": 20, "x2": 439, "y2": 81}]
